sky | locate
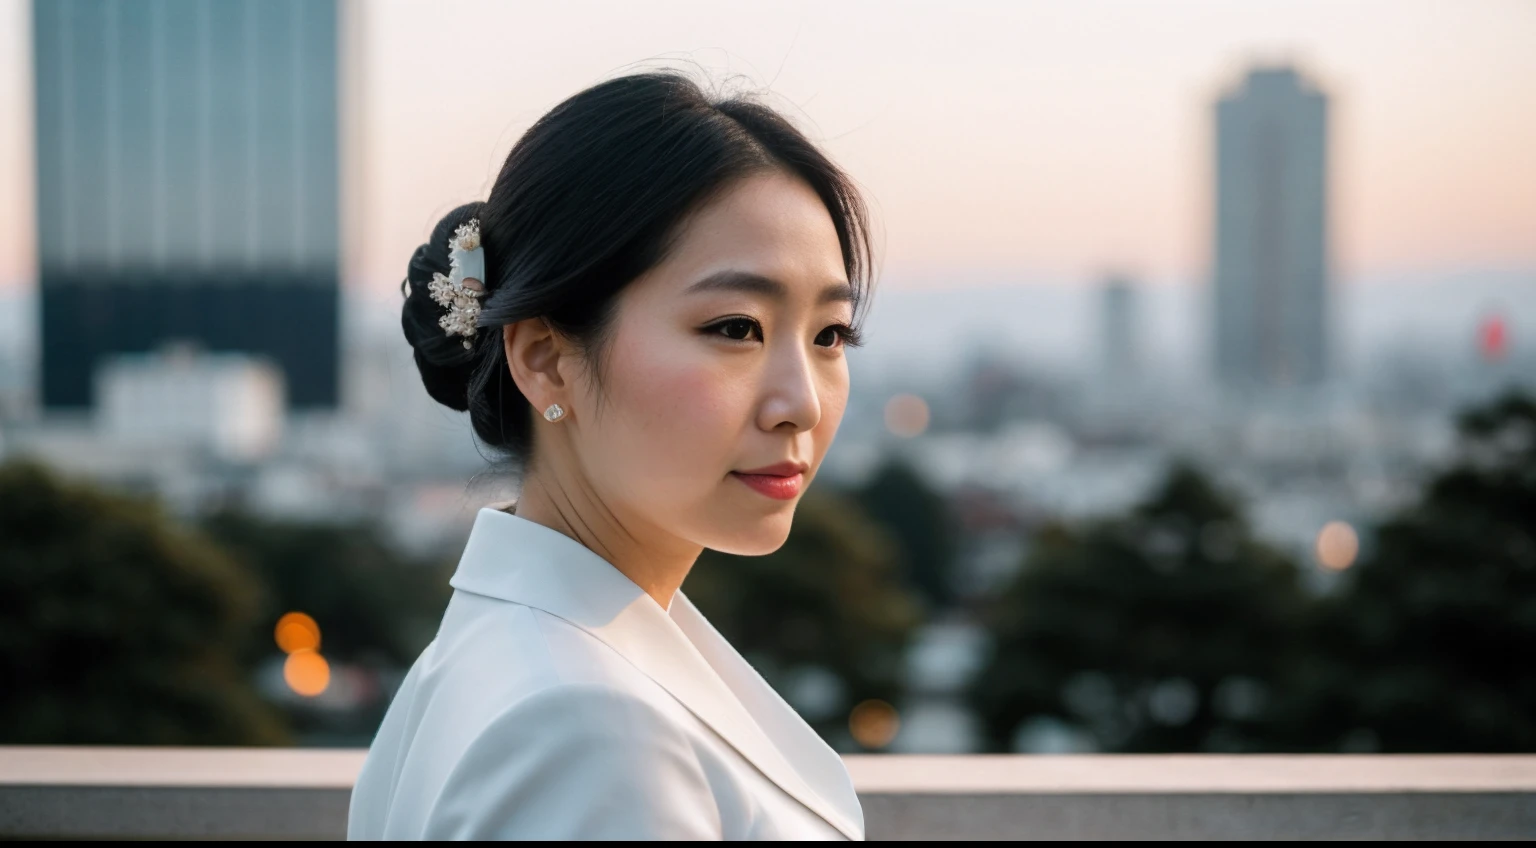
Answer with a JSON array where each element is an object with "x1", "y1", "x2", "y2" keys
[{"x1": 1, "y1": 0, "x2": 1533, "y2": 294}]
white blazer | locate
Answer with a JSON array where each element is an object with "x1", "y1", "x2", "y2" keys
[{"x1": 348, "y1": 507, "x2": 864, "y2": 840}]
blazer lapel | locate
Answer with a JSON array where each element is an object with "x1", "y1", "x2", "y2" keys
[
  {"x1": 667, "y1": 593, "x2": 865, "y2": 836},
  {"x1": 450, "y1": 509, "x2": 863, "y2": 841}
]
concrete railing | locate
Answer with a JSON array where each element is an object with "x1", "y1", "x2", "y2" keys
[{"x1": 2, "y1": 748, "x2": 1534, "y2": 840}]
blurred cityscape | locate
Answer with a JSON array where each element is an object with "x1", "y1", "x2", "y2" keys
[{"x1": 2, "y1": 0, "x2": 1533, "y2": 754}]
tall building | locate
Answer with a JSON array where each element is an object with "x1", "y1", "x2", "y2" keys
[
  {"x1": 1212, "y1": 66, "x2": 1329, "y2": 389},
  {"x1": 33, "y1": 0, "x2": 339, "y2": 409},
  {"x1": 1098, "y1": 274, "x2": 1139, "y2": 386}
]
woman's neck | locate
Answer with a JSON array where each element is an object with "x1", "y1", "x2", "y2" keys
[{"x1": 511, "y1": 471, "x2": 702, "y2": 611}]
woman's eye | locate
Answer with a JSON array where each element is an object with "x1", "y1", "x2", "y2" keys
[
  {"x1": 816, "y1": 323, "x2": 860, "y2": 349},
  {"x1": 714, "y1": 318, "x2": 760, "y2": 341}
]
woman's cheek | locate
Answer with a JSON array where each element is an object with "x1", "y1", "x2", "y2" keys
[
  {"x1": 656, "y1": 360, "x2": 745, "y2": 450},
  {"x1": 614, "y1": 352, "x2": 742, "y2": 460},
  {"x1": 817, "y1": 363, "x2": 850, "y2": 423},
  {"x1": 606, "y1": 329, "x2": 693, "y2": 429},
  {"x1": 817, "y1": 391, "x2": 847, "y2": 442}
]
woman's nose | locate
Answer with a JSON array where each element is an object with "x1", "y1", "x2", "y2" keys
[{"x1": 756, "y1": 344, "x2": 822, "y2": 433}]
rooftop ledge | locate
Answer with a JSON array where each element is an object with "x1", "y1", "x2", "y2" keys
[{"x1": 2, "y1": 748, "x2": 1534, "y2": 840}]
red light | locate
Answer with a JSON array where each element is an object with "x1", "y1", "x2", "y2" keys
[{"x1": 1480, "y1": 315, "x2": 1508, "y2": 362}]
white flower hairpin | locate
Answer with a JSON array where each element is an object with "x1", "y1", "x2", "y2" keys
[{"x1": 427, "y1": 219, "x2": 486, "y2": 349}]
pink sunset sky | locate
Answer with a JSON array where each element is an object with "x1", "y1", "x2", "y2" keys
[{"x1": 0, "y1": 0, "x2": 1532, "y2": 293}]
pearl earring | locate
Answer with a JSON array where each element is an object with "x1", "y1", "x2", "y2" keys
[{"x1": 543, "y1": 403, "x2": 565, "y2": 422}]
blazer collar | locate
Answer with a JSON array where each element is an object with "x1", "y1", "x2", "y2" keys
[{"x1": 449, "y1": 508, "x2": 864, "y2": 841}]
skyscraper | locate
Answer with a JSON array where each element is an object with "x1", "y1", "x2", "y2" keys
[
  {"x1": 1098, "y1": 274, "x2": 1139, "y2": 387},
  {"x1": 1212, "y1": 66, "x2": 1330, "y2": 390},
  {"x1": 33, "y1": 0, "x2": 339, "y2": 409}
]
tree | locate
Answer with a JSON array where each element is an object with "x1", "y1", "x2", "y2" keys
[
  {"x1": 1302, "y1": 391, "x2": 1536, "y2": 751},
  {"x1": 0, "y1": 460, "x2": 287, "y2": 745},
  {"x1": 201, "y1": 510, "x2": 455, "y2": 740},
  {"x1": 202, "y1": 511, "x2": 453, "y2": 669},
  {"x1": 854, "y1": 458, "x2": 958, "y2": 609},
  {"x1": 684, "y1": 491, "x2": 922, "y2": 749},
  {"x1": 969, "y1": 463, "x2": 1313, "y2": 753}
]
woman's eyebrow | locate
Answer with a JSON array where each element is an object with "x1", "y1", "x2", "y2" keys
[{"x1": 684, "y1": 270, "x2": 856, "y2": 305}]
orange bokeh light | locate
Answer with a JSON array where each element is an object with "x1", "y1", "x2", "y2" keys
[
  {"x1": 1316, "y1": 521, "x2": 1360, "y2": 571},
  {"x1": 274, "y1": 612, "x2": 321, "y2": 654},
  {"x1": 283, "y1": 649, "x2": 331, "y2": 697},
  {"x1": 849, "y1": 699, "x2": 901, "y2": 750},
  {"x1": 884, "y1": 394, "x2": 931, "y2": 438}
]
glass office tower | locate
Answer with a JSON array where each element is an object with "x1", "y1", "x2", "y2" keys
[{"x1": 33, "y1": 0, "x2": 339, "y2": 409}]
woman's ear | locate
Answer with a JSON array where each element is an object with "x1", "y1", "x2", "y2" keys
[{"x1": 502, "y1": 318, "x2": 568, "y2": 413}]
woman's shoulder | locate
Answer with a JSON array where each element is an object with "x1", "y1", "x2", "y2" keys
[
  {"x1": 360, "y1": 668, "x2": 719, "y2": 839},
  {"x1": 418, "y1": 680, "x2": 721, "y2": 838},
  {"x1": 355, "y1": 600, "x2": 718, "y2": 836},
  {"x1": 383, "y1": 591, "x2": 696, "y2": 766},
  {"x1": 426, "y1": 589, "x2": 668, "y2": 699},
  {"x1": 467, "y1": 680, "x2": 695, "y2": 755}
]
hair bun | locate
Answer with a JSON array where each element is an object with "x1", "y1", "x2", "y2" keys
[{"x1": 401, "y1": 202, "x2": 488, "y2": 412}]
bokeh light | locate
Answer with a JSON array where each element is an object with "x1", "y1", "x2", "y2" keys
[
  {"x1": 1316, "y1": 521, "x2": 1360, "y2": 571},
  {"x1": 884, "y1": 394, "x2": 931, "y2": 438},
  {"x1": 1479, "y1": 313, "x2": 1508, "y2": 362},
  {"x1": 848, "y1": 699, "x2": 900, "y2": 749},
  {"x1": 274, "y1": 611, "x2": 321, "y2": 654},
  {"x1": 283, "y1": 649, "x2": 331, "y2": 697}
]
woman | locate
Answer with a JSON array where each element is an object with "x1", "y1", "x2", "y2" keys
[{"x1": 348, "y1": 71, "x2": 874, "y2": 840}]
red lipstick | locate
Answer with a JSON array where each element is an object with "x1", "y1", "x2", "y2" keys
[{"x1": 730, "y1": 461, "x2": 809, "y2": 501}]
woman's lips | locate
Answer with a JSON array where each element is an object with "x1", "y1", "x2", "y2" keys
[{"x1": 730, "y1": 470, "x2": 804, "y2": 500}]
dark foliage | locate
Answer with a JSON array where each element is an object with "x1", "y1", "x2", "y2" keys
[
  {"x1": 685, "y1": 492, "x2": 922, "y2": 749},
  {"x1": 201, "y1": 511, "x2": 453, "y2": 670},
  {"x1": 1296, "y1": 391, "x2": 1536, "y2": 751},
  {"x1": 854, "y1": 458, "x2": 959, "y2": 609},
  {"x1": 970, "y1": 463, "x2": 1314, "y2": 752},
  {"x1": 0, "y1": 461, "x2": 287, "y2": 745}
]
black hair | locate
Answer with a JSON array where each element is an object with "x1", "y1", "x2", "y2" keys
[{"x1": 401, "y1": 71, "x2": 873, "y2": 464}]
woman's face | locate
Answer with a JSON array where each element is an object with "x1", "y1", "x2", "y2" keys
[{"x1": 564, "y1": 170, "x2": 856, "y2": 555}]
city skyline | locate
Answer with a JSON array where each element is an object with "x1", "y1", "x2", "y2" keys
[{"x1": 1, "y1": 0, "x2": 1534, "y2": 293}]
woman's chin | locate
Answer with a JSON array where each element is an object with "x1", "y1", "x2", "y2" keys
[{"x1": 698, "y1": 505, "x2": 797, "y2": 557}]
